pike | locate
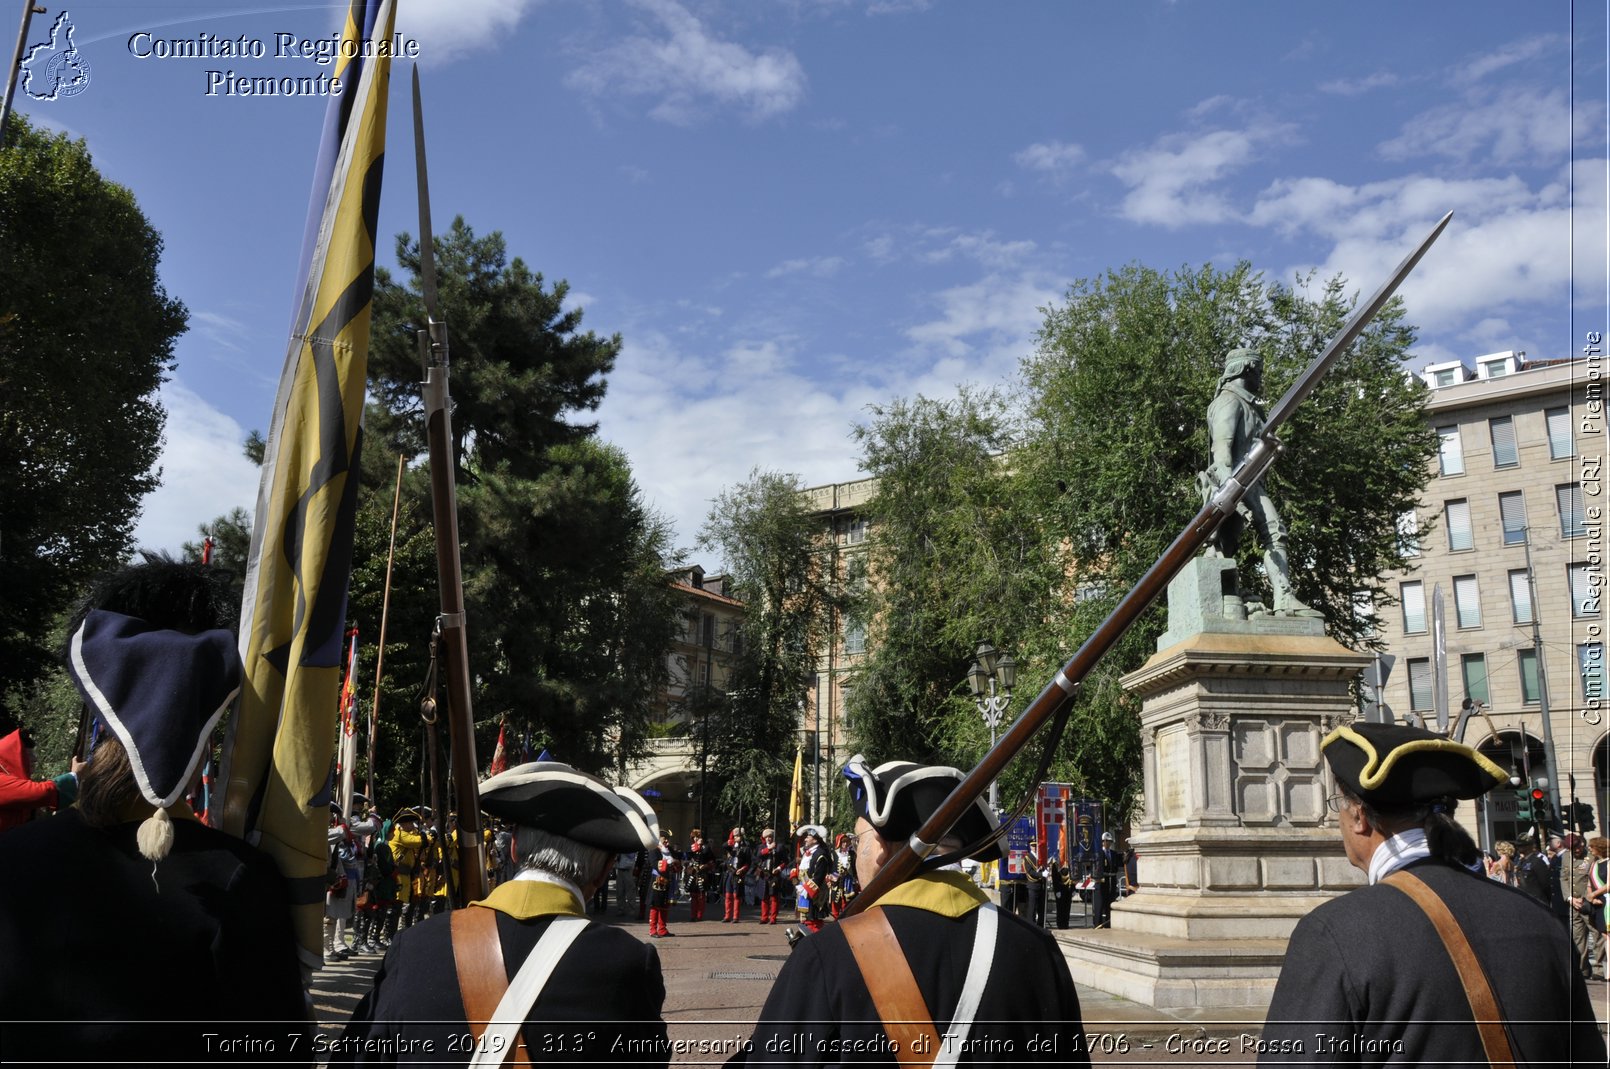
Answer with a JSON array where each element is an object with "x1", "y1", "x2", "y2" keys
[
  {"x1": 413, "y1": 65, "x2": 488, "y2": 905},
  {"x1": 845, "y1": 211, "x2": 1454, "y2": 917}
]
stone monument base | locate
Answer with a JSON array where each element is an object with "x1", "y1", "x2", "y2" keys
[{"x1": 1056, "y1": 928, "x2": 1290, "y2": 1010}]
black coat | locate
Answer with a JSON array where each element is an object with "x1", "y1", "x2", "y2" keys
[
  {"x1": 1261, "y1": 859, "x2": 1604, "y2": 1066},
  {"x1": 743, "y1": 871, "x2": 1089, "y2": 1066},
  {"x1": 0, "y1": 807, "x2": 309, "y2": 1064},
  {"x1": 337, "y1": 881, "x2": 667, "y2": 1067}
]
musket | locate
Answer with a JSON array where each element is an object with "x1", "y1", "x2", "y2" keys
[
  {"x1": 845, "y1": 211, "x2": 1454, "y2": 917},
  {"x1": 413, "y1": 65, "x2": 488, "y2": 905}
]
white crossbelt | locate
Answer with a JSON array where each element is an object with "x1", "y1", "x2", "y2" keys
[
  {"x1": 934, "y1": 902, "x2": 999, "y2": 1069},
  {"x1": 469, "y1": 915, "x2": 589, "y2": 1069}
]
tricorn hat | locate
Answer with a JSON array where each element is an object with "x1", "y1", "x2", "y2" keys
[
  {"x1": 478, "y1": 761, "x2": 659, "y2": 853},
  {"x1": 842, "y1": 753, "x2": 1002, "y2": 862},
  {"x1": 1323, "y1": 723, "x2": 1506, "y2": 808}
]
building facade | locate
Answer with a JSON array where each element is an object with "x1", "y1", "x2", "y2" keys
[{"x1": 1370, "y1": 353, "x2": 1605, "y2": 847}]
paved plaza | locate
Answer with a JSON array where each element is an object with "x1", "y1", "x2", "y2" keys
[{"x1": 311, "y1": 904, "x2": 1609, "y2": 1066}]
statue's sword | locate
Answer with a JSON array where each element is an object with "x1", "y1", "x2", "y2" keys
[{"x1": 845, "y1": 211, "x2": 1454, "y2": 917}]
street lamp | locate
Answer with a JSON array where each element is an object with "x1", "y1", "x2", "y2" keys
[{"x1": 966, "y1": 641, "x2": 1017, "y2": 812}]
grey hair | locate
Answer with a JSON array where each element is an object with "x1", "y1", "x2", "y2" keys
[{"x1": 513, "y1": 825, "x2": 613, "y2": 885}]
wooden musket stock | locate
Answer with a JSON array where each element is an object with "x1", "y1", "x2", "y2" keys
[{"x1": 845, "y1": 211, "x2": 1453, "y2": 917}]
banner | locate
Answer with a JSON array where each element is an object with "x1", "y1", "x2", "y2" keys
[{"x1": 215, "y1": 0, "x2": 398, "y2": 974}]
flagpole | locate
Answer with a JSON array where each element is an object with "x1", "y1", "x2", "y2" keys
[
  {"x1": 367, "y1": 453, "x2": 405, "y2": 804},
  {"x1": 0, "y1": 0, "x2": 42, "y2": 152}
]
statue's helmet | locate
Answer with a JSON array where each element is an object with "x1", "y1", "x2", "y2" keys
[{"x1": 1222, "y1": 348, "x2": 1262, "y2": 380}]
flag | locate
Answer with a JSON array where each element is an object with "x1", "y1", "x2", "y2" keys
[
  {"x1": 215, "y1": 0, "x2": 398, "y2": 974},
  {"x1": 487, "y1": 715, "x2": 509, "y2": 777},
  {"x1": 336, "y1": 627, "x2": 360, "y2": 815},
  {"x1": 788, "y1": 746, "x2": 804, "y2": 834}
]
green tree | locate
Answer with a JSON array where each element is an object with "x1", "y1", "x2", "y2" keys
[
  {"x1": 0, "y1": 116, "x2": 188, "y2": 727},
  {"x1": 699, "y1": 469, "x2": 845, "y2": 823},
  {"x1": 1017, "y1": 262, "x2": 1436, "y2": 815},
  {"x1": 365, "y1": 218, "x2": 678, "y2": 777}
]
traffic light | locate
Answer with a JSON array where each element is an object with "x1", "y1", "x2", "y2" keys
[
  {"x1": 1528, "y1": 787, "x2": 1549, "y2": 829},
  {"x1": 1516, "y1": 788, "x2": 1535, "y2": 823},
  {"x1": 1568, "y1": 800, "x2": 1597, "y2": 833}
]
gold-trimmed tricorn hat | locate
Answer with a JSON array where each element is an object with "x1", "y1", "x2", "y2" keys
[
  {"x1": 478, "y1": 761, "x2": 659, "y2": 852},
  {"x1": 1322, "y1": 723, "x2": 1507, "y2": 807}
]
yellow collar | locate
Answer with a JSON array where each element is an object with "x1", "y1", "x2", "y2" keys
[
  {"x1": 474, "y1": 879, "x2": 587, "y2": 920},
  {"x1": 877, "y1": 870, "x2": 989, "y2": 919}
]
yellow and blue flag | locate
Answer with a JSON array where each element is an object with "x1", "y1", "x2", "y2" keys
[{"x1": 216, "y1": 0, "x2": 397, "y2": 973}]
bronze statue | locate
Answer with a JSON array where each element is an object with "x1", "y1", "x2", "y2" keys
[{"x1": 1202, "y1": 349, "x2": 1322, "y2": 618}]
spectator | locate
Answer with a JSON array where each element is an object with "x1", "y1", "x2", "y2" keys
[{"x1": 0, "y1": 727, "x2": 83, "y2": 832}]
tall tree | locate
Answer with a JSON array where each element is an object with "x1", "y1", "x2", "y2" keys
[
  {"x1": 699, "y1": 469, "x2": 845, "y2": 822},
  {"x1": 365, "y1": 218, "x2": 678, "y2": 776},
  {"x1": 0, "y1": 116, "x2": 188, "y2": 725}
]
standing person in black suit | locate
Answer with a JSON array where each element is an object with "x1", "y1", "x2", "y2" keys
[
  {"x1": 1091, "y1": 831, "x2": 1124, "y2": 928},
  {"x1": 337, "y1": 760, "x2": 668, "y2": 1067}
]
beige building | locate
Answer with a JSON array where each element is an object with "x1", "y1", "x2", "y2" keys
[{"x1": 1370, "y1": 353, "x2": 1605, "y2": 847}]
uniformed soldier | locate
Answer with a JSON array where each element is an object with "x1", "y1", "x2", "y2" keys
[
  {"x1": 337, "y1": 760, "x2": 668, "y2": 1067},
  {"x1": 1260, "y1": 722, "x2": 1605, "y2": 1066},
  {"x1": 743, "y1": 754, "x2": 1089, "y2": 1066},
  {"x1": 646, "y1": 830, "x2": 679, "y2": 937},
  {"x1": 793, "y1": 824, "x2": 832, "y2": 933},
  {"x1": 684, "y1": 828, "x2": 712, "y2": 921},
  {"x1": 722, "y1": 826, "x2": 751, "y2": 922},
  {"x1": 387, "y1": 809, "x2": 427, "y2": 931},
  {"x1": 755, "y1": 828, "x2": 786, "y2": 925}
]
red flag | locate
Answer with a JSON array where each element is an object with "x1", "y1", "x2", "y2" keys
[{"x1": 488, "y1": 715, "x2": 509, "y2": 777}]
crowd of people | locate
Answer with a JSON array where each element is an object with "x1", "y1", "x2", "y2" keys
[{"x1": 0, "y1": 556, "x2": 1605, "y2": 1067}]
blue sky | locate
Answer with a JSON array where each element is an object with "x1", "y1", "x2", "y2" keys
[{"x1": 15, "y1": 0, "x2": 1608, "y2": 561}]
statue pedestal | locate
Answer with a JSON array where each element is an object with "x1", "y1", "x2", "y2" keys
[{"x1": 1057, "y1": 557, "x2": 1368, "y2": 1010}]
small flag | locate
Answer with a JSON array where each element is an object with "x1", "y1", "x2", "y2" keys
[
  {"x1": 487, "y1": 715, "x2": 509, "y2": 777},
  {"x1": 788, "y1": 747, "x2": 804, "y2": 834}
]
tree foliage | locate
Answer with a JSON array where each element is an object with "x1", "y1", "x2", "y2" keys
[
  {"x1": 844, "y1": 263, "x2": 1436, "y2": 822},
  {"x1": 365, "y1": 218, "x2": 679, "y2": 779},
  {"x1": 699, "y1": 469, "x2": 845, "y2": 823},
  {"x1": 0, "y1": 116, "x2": 187, "y2": 726}
]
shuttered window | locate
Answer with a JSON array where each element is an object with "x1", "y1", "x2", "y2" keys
[
  {"x1": 1453, "y1": 575, "x2": 1481, "y2": 628},
  {"x1": 1445, "y1": 499, "x2": 1473, "y2": 551},
  {"x1": 1509, "y1": 570, "x2": 1534, "y2": 624},
  {"x1": 1489, "y1": 417, "x2": 1518, "y2": 467},
  {"x1": 1546, "y1": 407, "x2": 1573, "y2": 459},
  {"x1": 1461, "y1": 654, "x2": 1489, "y2": 707},
  {"x1": 1408, "y1": 658, "x2": 1432, "y2": 712},
  {"x1": 1499, "y1": 492, "x2": 1527, "y2": 545},
  {"x1": 1401, "y1": 581, "x2": 1427, "y2": 634},
  {"x1": 1518, "y1": 649, "x2": 1540, "y2": 704},
  {"x1": 1558, "y1": 483, "x2": 1583, "y2": 538},
  {"x1": 1437, "y1": 426, "x2": 1464, "y2": 475},
  {"x1": 1570, "y1": 564, "x2": 1598, "y2": 617}
]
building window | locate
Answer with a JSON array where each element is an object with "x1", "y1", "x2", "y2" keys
[
  {"x1": 730, "y1": 625, "x2": 744, "y2": 656},
  {"x1": 1453, "y1": 575, "x2": 1481, "y2": 629},
  {"x1": 1581, "y1": 643, "x2": 1605, "y2": 701},
  {"x1": 1570, "y1": 563, "x2": 1599, "y2": 617},
  {"x1": 1557, "y1": 483, "x2": 1583, "y2": 538},
  {"x1": 1407, "y1": 658, "x2": 1433, "y2": 711},
  {"x1": 1461, "y1": 653, "x2": 1490, "y2": 708},
  {"x1": 1401, "y1": 581, "x2": 1427, "y2": 634},
  {"x1": 843, "y1": 618, "x2": 866, "y2": 655},
  {"x1": 701, "y1": 613, "x2": 715, "y2": 648},
  {"x1": 1445, "y1": 499, "x2": 1473, "y2": 551},
  {"x1": 1509, "y1": 569, "x2": 1534, "y2": 624},
  {"x1": 1397, "y1": 511, "x2": 1420, "y2": 557},
  {"x1": 1481, "y1": 358, "x2": 1509, "y2": 378},
  {"x1": 1489, "y1": 416, "x2": 1518, "y2": 468},
  {"x1": 1546, "y1": 407, "x2": 1573, "y2": 459},
  {"x1": 1499, "y1": 492, "x2": 1527, "y2": 545},
  {"x1": 1437, "y1": 426, "x2": 1465, "y2": 476},
  {"x1": 1518, "y1": 649, "x2": 1541, "y2": 705},
  {"x1": 1433, "y1": 368, "x2": 1457, "y2": 387},
  {"x1": 846, "y1": 517, "x2": 869, "y2": 545}
]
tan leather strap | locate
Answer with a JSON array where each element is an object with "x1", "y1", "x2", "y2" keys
[
  {"x1": 1382, "y1": 871, "x2": 1515, "y2": 1069},
  {"x1": 840, "y1": 908, "x2": 940, "y2": 1068},
  {"x1": 450, "y1": 906, "x2": 530, "y2": 1066}
]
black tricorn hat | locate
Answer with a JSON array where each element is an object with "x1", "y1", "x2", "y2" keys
[
  {"x1": 478, "y1": 761, "x2": 659, "y2": 853},
  {"x1": 843, "y1": 753, "x2": 1002, "y2": 862},
  {"x1": 1323, "y1": 723, "x2": 1506, "y2": 807}
]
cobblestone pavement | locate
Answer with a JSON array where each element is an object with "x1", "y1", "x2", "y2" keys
[{"x1": 309, "y1": 906, "x2": 1610, "y2": 1066}]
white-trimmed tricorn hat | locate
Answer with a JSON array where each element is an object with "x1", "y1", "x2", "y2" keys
[
  {"x1": 842, "y1": 753, "x2": 1002, "y2": 862},
  {"x1": 478, "y1": 761, "x2": 659, "y2": 852}
]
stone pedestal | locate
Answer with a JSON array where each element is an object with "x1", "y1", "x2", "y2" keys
[{"x1": 1058, "y1": 557, "x2": 1368, "y2": 1009}]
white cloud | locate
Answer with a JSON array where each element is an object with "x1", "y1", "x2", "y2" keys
[
  {"x1": 904, "y1": 271, "x2": 1060, "y2": 368},
  {"x1": 133, "y1": 380, "x2": 262, "y2": 555},
  {"x1": 1317, "y1": 71, "x2": 1400, "y2": 96},
  {"x1": 1109, "y1": 122, "x2": 1297, "y2": 228},
  {"x1": 1380, "y1": 85, "x2": 1594, "y2": 165},
  {"x1": 1013, "y1": 140, "x2": 1085, "y2": 176},
  {"x1": 565, "y1": 0, "x2": 806, "y2": 125},
  {"x1": 1450, "y1": 34, "x2": 1562, "y2": 87},
  {"x1": 398, "y1": 0, "x2": 544, "y2": 66},
  {"x1": 766, "y1": 256, "x2": 845, "y2": 279},
  {"x1": 191, "y1": 310, "x2": 251, "y2": 353}
]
